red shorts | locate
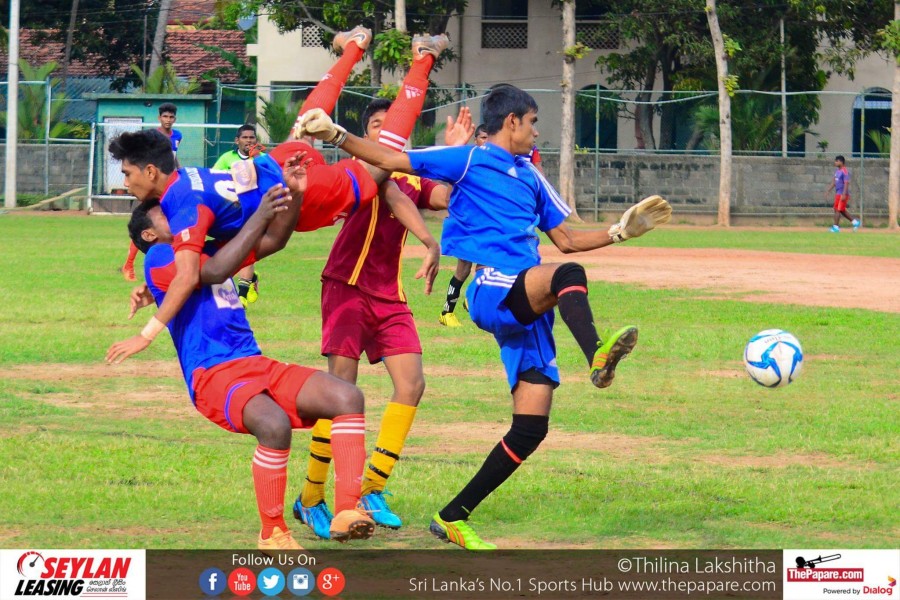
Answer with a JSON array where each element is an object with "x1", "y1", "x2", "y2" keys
[
  {"x1": 321, "y1": 278, "x2": 422, "y2": 363},
  {"x1": 834, "y1": 194, "x2": 849, "y2": 212},
  {"x1": 192, "y1": 355, "x2": 318, "y2": 434},
  {"x1": 296, "y1": 159, "x2": 378, "y2": 232}
]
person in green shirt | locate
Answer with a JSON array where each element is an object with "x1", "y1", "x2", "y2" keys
[{"x1": 214, "y1": 124, "x2": 266, "y2": 306}]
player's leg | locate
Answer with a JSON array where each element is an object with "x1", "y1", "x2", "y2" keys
[
  {"x1": 236, "y1": 264, "x2": 259, "y2": 307},
  {"x1": 515, "y1": 263, "x2": 637, "y2": 389},
  {"x1": 121, "y1": 241, "x2": 139, "y2": 281},
  {"x1": 357, "y1": 352, "x2": 424, "y2": 528},
  {"x1": 293, "y1": 355, "x2": 360, "y2": 539},
  {"x1": 289, "y1": 27, "x2": 372, "y2": 139},
  {"x1": 293, "y1": 372, "x2": 374, "y2": 541},
  {"x1": 841, "y1": 209, "x2": 860, "y2": 229},
  {"x1": 242, "y1": 393, "x2": 302, "y2": 550},
  {"x1": 430, "y1": 380, "x2": 551, "y2": 551},
  {"x1": 440, "y1": 259, "x2": 472, "y2": 326},
  {"x1": 376, "y1": 34, "x2": 449, "y2": 152}
]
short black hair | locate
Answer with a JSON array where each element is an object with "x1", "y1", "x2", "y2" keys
[
  {"x1": 128, "y1": 198, "x2": 161, "y2": 254},
  {"x1": 475, "y1": 124, "x2": 488, "y2": 137},
  {"x1": 481, "y1": 84, "x2": 538, "y2": 135},
  {"x1": 835, "y1": 155, "x2": 845, "y2": 164},
  {"x1": 237, "y1": 124, "x2": 256, "y2": 137},
  {"x1": 361, "y1": 98, "x2": 393, "y2": 133},
  {"x1": 159, "y1": 102, "x2": 177, "y2": 115},
  {"x1": 109, "y1": 129, "x2": 176, "y2": 174}
]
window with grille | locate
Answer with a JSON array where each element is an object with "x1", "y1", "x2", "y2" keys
[
  {"x1": 301, "y1": 25, "x2": 323, "y2": 47},
  {"x1": 577, "y1": 21, "x2": 619, "y2": 50},
  {"x1": 482, "y1": 0, "x2": 527, "y2": 49}
]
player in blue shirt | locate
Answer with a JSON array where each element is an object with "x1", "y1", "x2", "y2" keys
[
  {"x1": 113, "y1": 189, "x2": 375, "y2": 550},
  {"x1": 157, "y1": 103, "x2": 183, "y2": 168},
  {"x1": 298, "y1": 84, "x2": 672, "y2": 550}
]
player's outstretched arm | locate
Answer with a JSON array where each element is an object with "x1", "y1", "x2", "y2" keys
[
  {"x1": 381, "y1": 180, "x2": 440, "y2": 294},
  {"x1": 444, "y1": 106, "x2": 475, "y2": 147},
  {"x1": 297, "y1": 108, "x2": 414, "y2": 174},
  {"x1": 201, "y1": 184, "x2": 292, "y2": 283},
  {"x1": 546, "y1": 195, "x2": 672, "y2": 253}
]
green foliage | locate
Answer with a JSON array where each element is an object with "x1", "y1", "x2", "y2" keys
[
  {"x1": 563, "y1": 42, "x2": 591, "y2": 61},
  {"x1": 866, "y1": 128, "x2": 891, "y2": 155},
  {"x1": 722, "y1": 34, "x2": 741, "y2": 59},
  {"x1": 130, "y1": 63, "x2": 200, "y2": 94},
  {"x1": 257, "y1": 94, "x2": 301, "y2": 143},
  {"x1": 692, "y1": 94, "x2": 807, "y2": 152},
  {"x1": 877, "y1": 19, "x2": 900, "y2": 64},
  {"x1": 373, "y1": 29, "x2": 412, "y2": 72},
  {"x1": 0, "y1": 60, "x2": 85, "y2": 140},
  {"x1": 410, "y1": 121, "x2": 446, "y2": 148}
]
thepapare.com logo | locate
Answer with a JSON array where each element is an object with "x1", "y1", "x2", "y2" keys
[{"x1": 13, "y1": 551, "x2": 131, "y2": 596}]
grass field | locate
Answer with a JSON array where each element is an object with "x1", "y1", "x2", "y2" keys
[{"x1": 0, "y1": 213, "x2": 897, "y2": 550}]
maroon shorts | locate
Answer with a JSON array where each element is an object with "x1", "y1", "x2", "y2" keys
[
  {"x1": 192, "y1": 355, "x2": 318, "y2": 434},
  {"x1": 834, "y1": 194, "x2": 849, "y2": 212},
  {"x1": 321, "y1": 279, "x2": 422, "y2": 363}
]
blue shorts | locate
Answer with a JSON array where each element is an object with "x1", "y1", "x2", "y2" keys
[{"x1": 467, "y1": 268, "x2": 559, "y2": 390}]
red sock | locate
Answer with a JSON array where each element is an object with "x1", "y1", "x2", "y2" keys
[
  {"x1": 123, "y1": 241, "x2": 138, "y2": 269},
  {"x1": 299, "y1": 42, "x2": 365, "y2": 117},
  {"x1": 378, "y1": 55, "x2": 435, "y2": 151},
  {"x1": 251, "y1": 445, "x2": 290, "y2": 539},
  {"x1": 330, "y1": 414, "x2": 366, "y2": 513}
]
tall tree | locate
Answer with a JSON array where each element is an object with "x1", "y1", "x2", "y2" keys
[
  {"x1": 884, "y1": 2, "x2": 900, "y2": 230},
  {"x1": 559, "y1": 0, "x2": 584, "y2": 221},
  {"x1": 148, "y1": 0, "x2": 173, "y2": 75},
  {"x1": 706, "y1": 0, "x2": 732, "y2": 227}
]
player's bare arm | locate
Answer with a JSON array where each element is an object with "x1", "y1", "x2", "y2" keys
[
  {"x1": 105, "y1": 249, "x2": 200, "y2": 364},
  {"x1": 298, "y1": 108, "x2": 414, "y2": 174},
  {"x1": 547, "y1": 195, "x2": 672, "y2": 253},
  {"x1": 427, "y1": 184, "x2": 451, "y2": 210},
  {"x1": 201, "y1": 184, "x2": 293, "y2": 283},
  {"x1": 380, "y1": 180, "x2": 441, "y2": 294},
  {"x1": 444, "y1": 106, "x2": 475, "y2": 146}
]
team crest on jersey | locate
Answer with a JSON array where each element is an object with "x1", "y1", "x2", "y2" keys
[
  {"x1": 212, "y1": 280, "x2": 242, "y2": 310},
  {"x1": 181, "y1": 230, "x2": 191, "y2": 242}
]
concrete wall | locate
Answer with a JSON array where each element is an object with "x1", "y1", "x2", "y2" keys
[
  {"x1": 0, "y1": 143, "x2": 90, "y2": 197},
  {"x1": 540, "y1": 154, "x2": 890, "y2": 222}
]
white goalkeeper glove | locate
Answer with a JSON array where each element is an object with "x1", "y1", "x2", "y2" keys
[
  {"x1": 294, "y1": 108, "x2": 348, "y2": 146},
  {"x1": 608, "y1": 194, "x2": 672, "y2": 242}
]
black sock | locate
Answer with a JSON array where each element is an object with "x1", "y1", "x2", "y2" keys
[
  {"x1": 557, "y1": 290, "x2": 600, "y2": 365},
  {"x1": 442, "y1": 276, "x2": 464, "y2": 314},
  {"x1": 439, "y1": 415, "x2": 548, "y2": 522},
  {"x1": 237, "y1": 278, "x2": 251, "y2": 299}
]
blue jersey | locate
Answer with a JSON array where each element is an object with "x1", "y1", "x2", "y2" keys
[
  {"x1": 144, "y1": 242, "x2": 261, "y2": 399},
  {"x1": 408, "y1": 143, "x2": 570, "y2": 272},
  {"x1": 161, "y1": 155, "x2": 283, "y2": 254}
]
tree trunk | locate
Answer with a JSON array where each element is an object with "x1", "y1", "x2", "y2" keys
[
  {"x1": 61, "y1": 0, "x2": 79, "y2": 93},
  {"x1": 394, "y1": 0, "x2": 407, "y2": 32},
  {"x1": 658, "y1": 48, "x2": 675, "y2": 150},
  {"x1": 635, "y1": 61, "x2": 657, "y2": 150},
  {"x1": 706, "y1": 0, "x2": 732, "y2": 227},
  {"x1": 371, "y1": 12, "x2": 383, "y2": 88},
  {"x1": 559, "y1": 0, "x2": 582, "y2": 221},
  {"x1": 148, "y1": 0, "x2": 173, "y2": 77},
  {"x1": 889, "y1": 1, "x2": 900, "y2": 230}
]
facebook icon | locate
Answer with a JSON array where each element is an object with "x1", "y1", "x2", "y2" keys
[{"x1": 199, "y1": 567, "x2": 226, "y2": 596}]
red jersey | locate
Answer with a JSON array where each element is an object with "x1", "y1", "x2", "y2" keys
[
  {"x1": 295, "y1": 158, "x2": 378, "y2": 232},
  {"x1": 322, "y1": 172, "x2": 438, "y2": 302}
]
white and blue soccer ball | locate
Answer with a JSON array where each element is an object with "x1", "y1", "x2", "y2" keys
[{"x1": 743, "y1": 329, "x2": 803, "y2": 388}]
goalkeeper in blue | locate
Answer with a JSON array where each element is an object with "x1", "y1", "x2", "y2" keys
[{"x1": 297, "y1": 84, "x2": 672, "y2": 550}]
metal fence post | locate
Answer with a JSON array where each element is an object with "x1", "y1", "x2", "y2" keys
[
  {"x1": 594, "y1": 84, "x2": 600, "y2": 221},
  {"x1": 859, "y1": 94, "x2": 866, "y2": 223},
  {"x1": 45, "y1": 80, "x2": 51, "y2": 195}
]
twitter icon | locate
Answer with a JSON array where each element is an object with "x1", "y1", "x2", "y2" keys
[{"x1": 258, "y1": 567, "x2": 285, "y2": 596}]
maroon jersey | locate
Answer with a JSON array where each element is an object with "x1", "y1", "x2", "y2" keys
[{"x1": 322, "y1": 172, "x2": 438, "y2": 302}]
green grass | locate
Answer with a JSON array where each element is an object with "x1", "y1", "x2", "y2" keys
[{"x1": 0, "y1": 213, "x2": 897, "y2": 549}]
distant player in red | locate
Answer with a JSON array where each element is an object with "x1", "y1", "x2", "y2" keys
[
  {"x1": 826, "y1": 155, "x2": 860, "y2": 232},
  {"x1": 293, "y1": 98, "x2": 467, "y2": 540},
  {"x1": 118, "y1": 186, "x2": 374, "y2": 550},
  {"x1": 439, "y1": 125, "x2": 544, "y2": 327}
]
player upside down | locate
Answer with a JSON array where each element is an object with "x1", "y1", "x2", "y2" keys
[{"x1": 123, "y1": 183, "x2": 374, "y2": 550}]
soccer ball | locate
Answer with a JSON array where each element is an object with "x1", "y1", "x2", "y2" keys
[{"x1": 743, "y1": 329, "x2": 803, "y2": 388}]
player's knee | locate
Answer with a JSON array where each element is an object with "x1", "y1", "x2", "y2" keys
[
  {"x1": 550, "y1": 262, "x2": 587, "y2": 297},
  {"x1": 502, "y1": 414, "x2": 549, "y2": 462},
  {"x1": 395, "y1": 373, "x2": 425, "y2": 405},
  {"x1": 332, "y1": 380, "x2": 365, "y2": 415},
  {"x1": 457, "y1": 261, "x2": 473, "y2": 280},
  {"x1": 251, "y1": 409, "x2": 292, "y2": 449}
]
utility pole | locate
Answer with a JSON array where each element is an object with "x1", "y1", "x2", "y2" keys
[{"x1": 5, "y1": 0, "x2": 20, "y2": 209}]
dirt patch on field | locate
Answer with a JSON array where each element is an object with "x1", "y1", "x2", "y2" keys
[
  {"x1": 0, "y1": 360, "x2": 181, "y2": 381},
  {"x1": 406, "y1": 245, "x2": 900, "y2": 313}
]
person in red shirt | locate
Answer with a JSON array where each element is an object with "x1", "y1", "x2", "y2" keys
[{"x1": 292, "y1": 98, "x2": 460, "y2": 539}]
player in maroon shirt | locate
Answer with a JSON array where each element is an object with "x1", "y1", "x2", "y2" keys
[{"x1": 292, "y1": 98, "x2": 464, "y2": 539}]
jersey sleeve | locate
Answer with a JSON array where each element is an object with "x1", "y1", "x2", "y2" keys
[
  {"x1": 164, "y1": 193, "x2": 216, "y2": 255},
  {"x1": 144, "y1": 244, "x2": 177, "y2": 294},
  {"x1": 417, "y1": 177, "x2": 440, "y2": 209},
  {"x1": 171, "y1": 129, "x2": 183, "y2": 151},
  {"x1": 530, "y1": 164, "x2": 571, "y2": 232},
  {"x1": 212, "y1": 153, "x2": 232, "y2": 171},
  {"x1": 407, "y1": 146, "x2": 474, "y2": 184}
]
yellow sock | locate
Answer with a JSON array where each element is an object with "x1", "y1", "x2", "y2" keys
[
  {"x1": 301, "y1": 419, "x2": 333, "y2": 506},
  {"x1": 361, "y1": 403, "x2": 417, "y2": 496}
]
